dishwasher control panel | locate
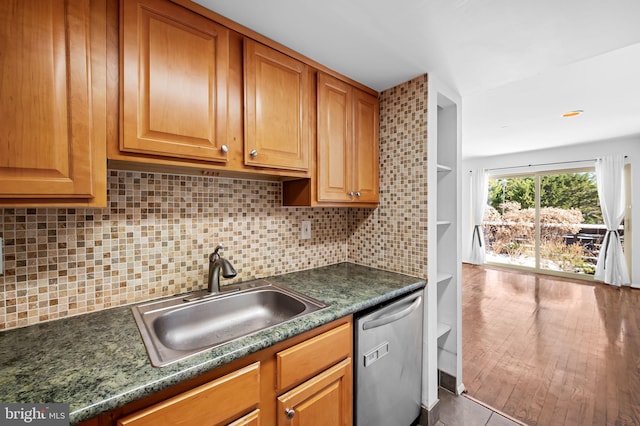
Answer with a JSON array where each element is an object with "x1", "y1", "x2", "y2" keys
[{"x1": 363, "y1": 341, "x2": 389, "y2": 367}]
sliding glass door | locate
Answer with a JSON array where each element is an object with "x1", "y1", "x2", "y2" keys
[{"x1": 483, "y1": 168, "x2": 622, "y2": 278}]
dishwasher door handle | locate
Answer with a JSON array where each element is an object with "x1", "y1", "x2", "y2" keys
[{"x1": 362, "y1": 295, "x2": 422, "y2": 330}]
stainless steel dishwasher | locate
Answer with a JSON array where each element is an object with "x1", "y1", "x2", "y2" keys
[{"x1": 355, "y1": 290, "x2": 423, "y2": 426}]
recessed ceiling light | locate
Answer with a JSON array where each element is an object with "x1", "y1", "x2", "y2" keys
[{"x1": 562, "y1": 110, "x2": 584, "y2": 118}]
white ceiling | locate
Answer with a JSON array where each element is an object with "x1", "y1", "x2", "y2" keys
[{"x1": 195, "y1": 0, "x2": 640, "y2": 159}]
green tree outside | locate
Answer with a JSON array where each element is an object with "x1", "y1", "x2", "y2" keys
[
  {"x1": 488, "y1": 173, "x2": 601, "y2": 224},
  {"x1": 540, "y1": 173, "x2": 601, "y2": 223},
  {"x1": 488, "y1": 177, "x2": 535, "y2": 211}
]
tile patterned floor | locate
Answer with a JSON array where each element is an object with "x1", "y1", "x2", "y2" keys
[{"x1": 435, "y1": 389, "x2": 526, "y2": 426}]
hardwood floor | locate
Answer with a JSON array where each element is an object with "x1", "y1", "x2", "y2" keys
[{"x1": 462, "y1": 264, "x2": 640, "y2": 426}]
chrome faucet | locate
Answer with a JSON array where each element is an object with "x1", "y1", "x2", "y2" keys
[{"x1": 208, "y1": 244, "x2": 237, "y2": 294}]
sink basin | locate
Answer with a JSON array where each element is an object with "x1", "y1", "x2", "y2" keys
[{"x1": 132, "y1": 280, "x2": 327, "y2": 367}]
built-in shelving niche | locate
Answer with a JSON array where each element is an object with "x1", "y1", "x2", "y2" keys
[
  {"x1": 434, "y1": 89, "x2": 463, "y2": 396},
  {"x1": 425, "y1": 77, "x2": 463, "y2": 409}
]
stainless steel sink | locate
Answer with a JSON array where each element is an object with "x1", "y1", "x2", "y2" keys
[{"x1": 132, "y1": 280, "x2": 327, "y2": 367}]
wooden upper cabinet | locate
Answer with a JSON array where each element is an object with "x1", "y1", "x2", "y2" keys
[
  {"x1": 352, "y1": 89, "x2": 379, "y2": 203},
  {"x1": 121, "y1": 0, "x2": 230, "y2": 162},
  {"x1": 244, "y1": 39, "x2": 310, "y2": 172},
  {"x1": 0, "y1": 0, "x2": 106, "y2": 204},
  {"x1": 317, "y1": 75, "x2": 352, "y2": 203},
  {"x1": 316, "y1": 72, "x2": 379, "y2": 205}
]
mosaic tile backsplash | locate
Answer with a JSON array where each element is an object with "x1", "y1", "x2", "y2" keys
[
  {"x1": 0, "y1": 171, "x2": 347, "y2": 330},
  {"x1": 348, "y1": 75, "x2": 429, "y2": 279},
  {"x1": 0, "y1": 74, "x2": 429, "y2": 330}
]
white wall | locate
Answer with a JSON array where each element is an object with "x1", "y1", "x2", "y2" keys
[{"x1": 462, "y1": 135, "x2": 640, "y2": 285}]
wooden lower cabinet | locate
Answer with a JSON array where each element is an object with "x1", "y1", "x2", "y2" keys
[
  {"x1": 276, "y1": 323, "x2": 351, "y2": 391},
  {"x1": 228, "y1": 409, "x2": 260, "y2": 426},
  {"x1": 102, "y1": 317, "x2": 352, "y2": 426},
  {"x1": 276, "y1": 358, "x2": 352, "y2": 426},
  {"x1": 117, "y1": 363, "x2": 260, "y2": 426}
]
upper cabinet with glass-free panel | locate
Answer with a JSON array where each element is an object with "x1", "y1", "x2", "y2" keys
[
  {"x1": 307, "y1": 72, "x2": 379, "y2": 206},
  {"x1": 352, "y1": 88, "x2": 380, "y2": 203},
  {"x1": 243, "y1": 39, "x2": 311, "y2": 172},
  {"x1": 113, "y1": 0, "x2": 378, "y2": 184},
  {"x1": 114, "y1": 1, "x2": 312, "y2": 178},
  {"x1": 316, "y1": 74, "x2": 352, "y2": 203},
  {"x1": 119, "y1": 0, "x2": 231, "y2": 163},
  {"x1": 0, "y1": 0, "x2": 107, "y2": 207}
]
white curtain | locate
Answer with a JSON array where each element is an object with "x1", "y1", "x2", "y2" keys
[
  {"x1": 469, "y1": 168, "x2": 488, "y2": 265},
  {"x1": 594, "y1": 155, "x2": 630, "y2": 286}
]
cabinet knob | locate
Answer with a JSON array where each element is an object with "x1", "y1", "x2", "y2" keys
[
  {"x1": 348, "y1": 191, "x2": 355, "y2": 197},
  {"x1": 220, "y1": 145, "x2": 229, "y2": 153},
  {"x1": 355, "y1": 191, "x2": 361, "y2": 197},
  {"x1": 285, "y1": 408, "x2": 295, "y2": 419},
  {"x1": 250, "y1": 149, "x2": 258, "y2": 158}
]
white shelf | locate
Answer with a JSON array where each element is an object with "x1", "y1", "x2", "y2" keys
[
  {"x1": 437, "y1": 346, "x2": 458, "y2": 378},
  {"x1": 437, "y1": 163, "x2": 452, "y2": 173},
  {"x1": 428, "y1": 83, "x2": 463, "y2": 400},
  {"x1": 437, "y1": 273, "x2": 453, "y2": 284},
  {"x1": 437, "y1": 322, "x2": 452, "y2": 338}
]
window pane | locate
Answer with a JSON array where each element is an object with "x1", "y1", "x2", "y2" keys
[
  {"x1": 484, "y1": 176, "x2": 536, "y2": 267},
  {"x1": 539, "y1": 172, "x2": 616, "y2": 275}
]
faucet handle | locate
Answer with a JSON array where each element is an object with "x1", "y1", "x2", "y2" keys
[{"x1": 210, "y1": 244, "x2": 225, "y2": 262}]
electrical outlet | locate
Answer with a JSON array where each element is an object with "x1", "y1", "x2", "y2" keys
[{"x1": 301, "y1": 221, "x2": 311, "y2": 240}]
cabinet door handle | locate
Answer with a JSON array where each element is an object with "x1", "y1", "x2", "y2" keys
[
  {"x1": 285, "y1": 408, "x2": 295, "y2": 419},
  {"x1": 348, "y1": 191, "x2": 355, "y2": 197},
  {"x1": 220, "y1": 144, "x2": 229, "y2": 153},
  {"x1": 250, "y1": 149, "x2": 258, "y2": 158},
  {"x1": 355, "y1": 191, "x2": 361, "y2": 197}
]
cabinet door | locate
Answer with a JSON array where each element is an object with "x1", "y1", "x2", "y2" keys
[
  {"x1": 277, "y1": 358, "x2": 352, "y2": 426},
  {"x1": 277, "y1": 322, "x2": 351, "y2": 391},
  {"x1": 121, "y1": 0, "x2": 230, "y2": 162},
  {"x1": 352, "y1": 89, "x2": 379, "y2": 203},
  {"x1": 118, "y1": 362, "x2": 260, "y2": 426},
  {"x1": 0, "y1": 0, "x2": 97, "y2": 198},
  {"x1": 227, "y1": 409, "x2": 260, "y2": 426},
  {"x1": 316, "y1": 73, "x2": 352, "y2": 202},
  {"x1": 244, "y1": 39, "x2": 309, "y2": 171}
]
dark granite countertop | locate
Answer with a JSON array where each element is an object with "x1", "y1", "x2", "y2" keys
[{"x1": 0, "y1": 262, "x2": 424, "y2": 424}]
